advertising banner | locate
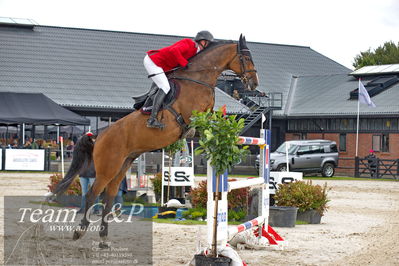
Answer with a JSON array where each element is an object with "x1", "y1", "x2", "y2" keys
[
  {"x1": 162, "y1": 166, "x2": 194, "y2": 186},
  {"x1": 269, "y1": 171, "x2": 303, "y2": 194},
  {"x1": 5, "y1": 149, "x2": 45, "y2": 171}
]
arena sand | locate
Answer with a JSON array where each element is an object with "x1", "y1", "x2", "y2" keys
[{"x1": 0, "y1": 173, "x2": 398, "y2": 265}]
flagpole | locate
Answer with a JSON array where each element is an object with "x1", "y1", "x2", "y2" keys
[
  {"x1": 356, "y1": 78, "x2": 376, "y2": 157},
  {"x1": 355, "y1": 79, "x2": 361, "y2": 157}
]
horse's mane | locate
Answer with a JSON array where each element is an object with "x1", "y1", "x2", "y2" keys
[
  {"x1": 205, "y1": 40, "x2": 235, "y2": 50},
  {"x1": 187, "y1": 40, "x2": 236, "y2": 64}
]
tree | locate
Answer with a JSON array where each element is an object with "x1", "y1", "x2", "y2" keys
[
  {"x1": 353, "y1": 41, "x2": 399, "y2": 69},
  {"x1": 190, "y1": 108, "x2": 248, "y2": 257}
]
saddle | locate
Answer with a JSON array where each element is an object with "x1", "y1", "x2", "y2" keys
[
  {"x1": 133, "y1": 80, "x2": 181, "y2": 114},
  {"x1": 132, "y1": 79, "x2": 195, "y2": 139}
]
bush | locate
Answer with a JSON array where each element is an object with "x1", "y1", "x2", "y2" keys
[
  {"x1": 228, "y1": 209, "x2": 247, "y2": 222},
  {"x1": 182, "y1": 207, "x2": 207, "y2": 220},
  {"x1": 190, "y1": 180, "x2": 208, "y2": 209},
  {"x1": 48, "y1": 173, "x2": 82, "y2": 195},
  {"x1": 150, "y1": 172, "x2": 162, "y2": 201},
  {"x1": 274, "y1": 180, "x2": 330, "y2": 216},
  {"x1": 189, "y1": 179, "x2": 249, "y2": 212}
]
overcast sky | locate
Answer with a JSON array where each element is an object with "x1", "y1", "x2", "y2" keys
[{"x1": 1, "y1": 0, "x2": 398, "y2": 69}]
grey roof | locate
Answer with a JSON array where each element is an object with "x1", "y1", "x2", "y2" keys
[
  {"x1": 287, "y1": 74, "x2": 399, "y2": 117},
  {"x1": 249, "y1": 42, "x2": 350, "y2": 115},
  {"x1": 0, "y1": 24, "x2": 350, "y2": 116}
]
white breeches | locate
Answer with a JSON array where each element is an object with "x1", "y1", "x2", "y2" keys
[{"x1": 143, "y1": 55, "x2": 171, "y2": 94}]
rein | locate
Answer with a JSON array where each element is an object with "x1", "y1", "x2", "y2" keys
[{"x1": 170, "y1": 76, "x2": 214, "y2": 90}]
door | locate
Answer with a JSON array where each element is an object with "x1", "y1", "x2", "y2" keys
[{"x1": 293, "y1": 145, "x2": 323, "y2": 169}]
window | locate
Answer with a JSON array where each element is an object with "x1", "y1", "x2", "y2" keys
[
  {"x1": 292, "y1": 133, "x2": 307, "y2": 140},
  {"x1": 330, "y1": 144, "x2": 338, "y2": 153},
  {"x1": 311, "y1": 145, "x2": 324, "y2": 154},
  {"x1": 297, "y1": 145, "x2": 311, "y2": 155},
  {"x1": 372, "y1": 134, "x2": 390, "y2": 152},
  {"x1": 339, "y1": 133, "x2": 346, "y2": 152},
  {"x1": 382, "y1": 134, "x2": 389, "y2": 152},
  {"x1": 372, "y1": 135, "x2": 380, "y2": 151}
]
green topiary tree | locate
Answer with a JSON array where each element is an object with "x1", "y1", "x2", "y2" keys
[
  {"x1": 190, "y1": 108, "x2": 248, "y2": 176},
  {"x1": 190, "y1": 107, "x2": 248, "y2": 256}
]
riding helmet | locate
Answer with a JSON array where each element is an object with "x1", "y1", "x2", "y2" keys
[{"x1": 195, "y1": 30, "x2": 214, "y2": 42}]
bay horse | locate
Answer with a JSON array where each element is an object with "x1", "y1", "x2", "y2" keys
[{"x1": 53, "y1": 34, "x2": 259, "y2": 246}]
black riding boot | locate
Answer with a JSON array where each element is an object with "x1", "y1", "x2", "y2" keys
[{"x1": 147, "y1": 89, "x2": 167, "y2": 129}]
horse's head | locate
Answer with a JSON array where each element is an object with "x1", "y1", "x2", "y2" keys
[{"x1": 228, "y1": 34, "x2": 259, "y2": 90}]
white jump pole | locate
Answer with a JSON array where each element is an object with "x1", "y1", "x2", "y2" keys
[
  {"x1": 285, "y1": 142, "x2": 290, "y2": 172},
  {"x1": 60, "y1": 136, "x2": 64, "y2": 178},
  {"x1": 161, "y1": 149, "x2": 165, "y2": 206},
  {"x1": 207, "y1": 161, "x2": 229, "y2": 247}
]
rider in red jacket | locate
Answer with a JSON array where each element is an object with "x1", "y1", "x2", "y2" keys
[{"x1": 144, "y1": 30, "x2": 214, "y2": 129}]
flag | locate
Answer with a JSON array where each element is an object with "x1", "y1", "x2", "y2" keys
[
  {"x1": 261, "y1": 113, "x2": 266, "y2": 124},
  {"x1": 358, "y1": 79, "x2": 376, "y2": 107}
]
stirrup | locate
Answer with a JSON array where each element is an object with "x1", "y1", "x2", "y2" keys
[{"x1": 147, "y1": 117, "x2": 165, "y2": 129}]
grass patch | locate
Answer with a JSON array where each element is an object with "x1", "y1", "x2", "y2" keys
[
  {"x1": 122, "y1": 201, "x2": 159, "y2": 207},
  {"x1": 29, "y1": 200, "x2": 64, "y2": 207},
  {"x1": 0, "y1": 171, "x2": 54, "y2": 174},
  {"x1": 144, "y1": 218, "x2": 207, "y2": 225},
  {"x1": 296, "y1": 220, "x2": 309, "y2": 225},
  {"x1": 144, "y1": 218, "x2": 247, "y2": 225},
  {"x1": 303, "y1": 176, "x2": 396, "y2": 181}
]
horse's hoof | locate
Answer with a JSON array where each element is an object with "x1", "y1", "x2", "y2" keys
[
  {"x1": 73, "y1": 227, "x2": 87, "y2": 240},
  {"x1": 99, "y1": 242, "x2": 109, "y2": 249},
  {"x1": 73, "y1": 230, "x2": 82, "y2": 240}
]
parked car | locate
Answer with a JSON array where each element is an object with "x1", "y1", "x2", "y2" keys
[{"x1": 256, "y1": 140, "x2": 339, "y2": 177}]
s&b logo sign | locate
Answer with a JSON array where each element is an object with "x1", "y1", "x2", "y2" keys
[{"x1": 162, "y1": 167, "x2": 194, "y2": 186}]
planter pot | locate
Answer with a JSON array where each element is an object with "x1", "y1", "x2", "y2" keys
[
  {"x1": 269, "y1": 206, "x2": 298, "y2": 227},
  {"x1": 194, "y1": 254, "x2": 231, "y2": 266},
  {"x1": 296, "y1": 209, "x2": 322, "y2": 224}
]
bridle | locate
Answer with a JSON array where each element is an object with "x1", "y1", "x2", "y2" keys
[
  {"x1": 171, "y1": 39, "x2": 257, "y2": 90},
  {"x1": 237, "y1": 43, "x2": 257, "y2": 88}
]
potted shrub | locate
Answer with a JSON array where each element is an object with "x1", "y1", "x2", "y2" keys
[
  {"x1": 274, "y1": 180, "x2": 330, "y2": 224},
  {"x1": 150, "y1": 172, "x2": 162, "y2": 203}
]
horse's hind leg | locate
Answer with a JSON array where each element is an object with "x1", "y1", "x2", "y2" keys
[
  {"x1": 73, "y1": 179, "x2": 106, "y2": 240},
  {"x1": 98, "y1": 157, "x2": 136, "y2": 248},
  {"x1": 98, "y1": 181, "x2": 120, "y2": 248}
]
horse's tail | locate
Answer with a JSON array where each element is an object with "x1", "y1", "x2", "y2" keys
[{"x1": 53, "y1": 134, "x2": 95, "y2": 196}]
